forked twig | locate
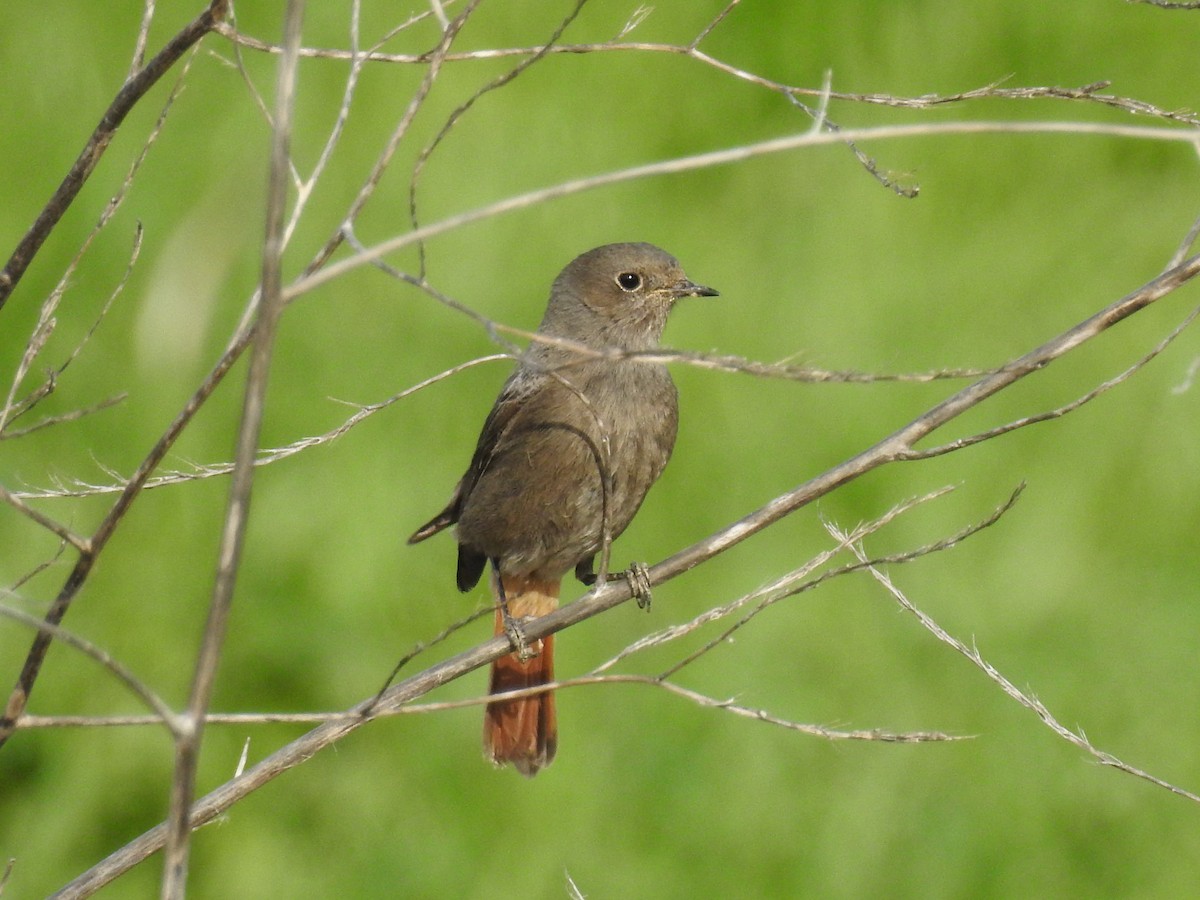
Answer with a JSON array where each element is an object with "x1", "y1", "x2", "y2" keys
[{"x1": 827, "y1": 521, "x2": 1200, "y2": 804}]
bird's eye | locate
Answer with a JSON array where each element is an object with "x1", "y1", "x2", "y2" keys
[{"x1": 616, "y1": 272, "x2": 642, "y2": 292}]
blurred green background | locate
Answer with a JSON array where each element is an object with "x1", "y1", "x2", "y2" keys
[{"x1": 3, "y1": 1, "x2": 1200, "y2": 896}]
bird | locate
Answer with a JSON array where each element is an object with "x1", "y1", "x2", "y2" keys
[{"x1": 408, "y1": 242, "x2": 718, "y2": 776}]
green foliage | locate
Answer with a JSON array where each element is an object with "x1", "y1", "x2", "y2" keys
[{"x1": 2, "y1": 1, "x2": 1200, "y2": 896}]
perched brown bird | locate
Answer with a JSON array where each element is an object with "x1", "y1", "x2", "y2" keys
[{"x1": 409, "y1": 242, "x2": 718, "y2": 776}]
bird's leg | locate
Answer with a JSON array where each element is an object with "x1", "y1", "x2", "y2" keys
[
  {"x1": 574, "y1": 556, "x2": 598, "y2": 586},
  {"x1": 492, "y1": 559, "x2": 533, "y2": 662},
  {"x1": 575, "y1": 557, "x2": 653, "y2": 611}
]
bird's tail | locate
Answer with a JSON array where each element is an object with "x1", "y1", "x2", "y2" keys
[{"x1": 483, "y1": 573, "x2": 559, "y2": 777}]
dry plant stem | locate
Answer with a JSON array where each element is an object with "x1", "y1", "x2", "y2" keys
[
  {"x1": 0, "y1": 311, "x2": 255, "y2": 747},
  {"x1": 8, "y1": 122, "x2": 1194, "y2": 499},
  {"x1": 1, "y1": 0, "x2": 481, "y2": 731},
  {"x1": 0, "y1": 0, "x2": 230, "y2": 311},
  {"x1": 1167, "y1": 213, "x2": 1200, "y2": 270},
  {"x1": 0, "y1": 604, "x2": 174, "y2": 726},
  {"x1": 1130, "y1": 0, "x2": 1200, "y2": 9},
  {"x1": 53, "y1": 619, "x2": 952, "y2": 895},
  {"x1": 830, "y1": 523, "x2": 1200, "y2": 804},
  {"x1": 0, "y1": 487, "x2": 88, "y2": 552},
  {"x1": 907, "y1": 303, "x2": 1200, "y2": 460},
  {"x1": 368, "y1": 604, "x2": 492, "y2": 706},
  {"x1": 2, "y1": 224, "x2": 144, "y2": 436},
  {"x1": 595, "y1": 487, "x2": 958, "y2": 675},
  {"x1": 309, "y1": 0, "x2": 484, "y2": 274},
  {"x1": 389, "y1": 674, "x2": 957, "y2": 743},
  {"x1": 160, "y1": 3, "x2": 302, "y2": 896},
  {"x1": 6, "y1": 544, "x2": 65, "y2": 593},
  {"x1": 11, "y1": 354, "x2": 510, "y2": 500},
  {"x1": 289, "y1": 120, "x2": 1200, "y2": 302},
  {"x1": 406, "y1": 0, "x2": 589, "y2": 275},
  {"x1": 54, "y1": 252, "x2": 1200, "y2": 896},
  {"x1": 658, "y1": 487, "x2": 1023, "y2": 681},
  {"x1": 130, "y1": 0, "x2": 158, "y2": 75},
  {"x1": 212, "y1": 23, "x2": 1200, "y2": 129},
  {"x1": 1, "y1": 394, "x2": 127, "y2": 442}
]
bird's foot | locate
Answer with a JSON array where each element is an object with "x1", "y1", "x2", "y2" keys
[
  {"x1": 625, "y1": 562, "x2": 653, "y2": 610},
  {"x1": 576, "y1": 559, "x2": 653, "y2": 611},
  {"x1": 500, "y1": 609, "x2": 539, "y2": 662}
]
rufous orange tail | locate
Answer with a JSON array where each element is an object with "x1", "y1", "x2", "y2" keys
[{"x1": 483, "y1": 575, "x2": 559, "y2": 777}]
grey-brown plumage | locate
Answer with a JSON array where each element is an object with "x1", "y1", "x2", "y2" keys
[{"x1": 409, "y1": 242, "x2": 717, "y2": 775}]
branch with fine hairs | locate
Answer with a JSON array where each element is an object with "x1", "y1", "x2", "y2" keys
[
  {"x1": 9, "y1": 354, "x2": 510, "y2": 501},
  {"x1": 827, "y1": 520, "x2": 1200, "y2": 804},
  {"x1": 1, "y1": 34, "x2": 192, "y2": 434},
  {"x1": 0, "y1": 287, "x2": 263, "y2": 748},
  {"x1": 44, "y1": 488, "x2": 1000, "y2": 892},
  {"x1": 389, "y1": 675, "x2": 960, "y2": 743},
  {"x1": 1128, "y1": 0, "x2": 1200, "y2": 9},
  {"x1": 211, "y1": 13, "x2": 1200, "y2": 131},
  {"x1": 657, "y1": 485, "x2": 1022, "y2": 681},
  {"x1": 593, "y1": 486, "x2": 957, "y2": 675},
  {"x1": 1, "y1": 223, "x2": 142, "y2": 437},
  {"x1": 160, "y1": 3, "x2": 303, "y2": 896},
  {"x1": 0, "y1": 0, "x2": 230, "y2": 311},
  {"x1": 5, "y1": 308, "x2": 993, "y2": 501}
]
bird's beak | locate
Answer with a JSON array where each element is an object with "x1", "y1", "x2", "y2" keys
[{"x1": 673, "y1": 279, "x2": 719, "y2": 299}]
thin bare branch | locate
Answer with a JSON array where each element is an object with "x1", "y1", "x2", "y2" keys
[
  {"x1": 10, "y1": 354, "x2": 508, "y2": 500},
  {"x1": 0, "y1": 603, "x2": 175, "y2": 728},
  {"x1": 130, "y1": 0, "x2": 157, "y2": 74},
  {"x1": 1, "y1": 224, "x2": 143, "y2": 435},
  {"x1": 0, "y1": 0, "x2": 230, "y2": 311},
  {"x1": 1127, "y1": 0, "x2": 1200, "y2": 8},
  {"x1": 207, "y1": 26, "x2": 1200, "y2": 132},
  {"x1": 1167, "y1": 213, "x2": 1200, "y2": 270},
  {"x1": 161, "y1": 2, "x2": 303, "y2": 893},
  {"x1": 903, "y1": 304, "x2": 1200, "y2": 459},
  {"x1": 830, "y1": 522, "x2": 1200, "y2": 804},
  {"x1": 427, "y1": 0, "x2": 450, "y2": 31},
  {"x1": 309, "y1": 0, "x2": 486, "y2": 274},
  {"x1": 279, "y1": 0, "x2": 363, "y2": 249},
  {"x1": 0, "y1": 487, "x2": 89, "y2": 553},
  {"x1": 368, "y1": 604, "x2": 492, "y2": 710},
  {"x1": 656, "y1": 486, "x2": 1021, "y2": 681},
  {"x1": 0, "y1": 394, "x2": 127, "y2": 442},
  {"x1": 407, "y1": 0, "x2": 589, "y2": 276},
  {"x1": 7, "y1": 543, "x2": 67, "y2": 593},
  {"x1": 637, "y1": 677, "x2": 963, "y2": 743},
  {"x1": 289, "y1": 120, "x2": 1200, "y2": 303},
  {"x1": 13, "y1": 672, "x2": 956, "y2": 745},
  {"x1": 0, "y1": 309, "x2": 257, "y2": 747},
  {"x1": 595, "y1": 487, "x2": 956, "y2": 675},
  {"x1": 690, "y1": 0, "x2": 739, "y2": 49}
]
